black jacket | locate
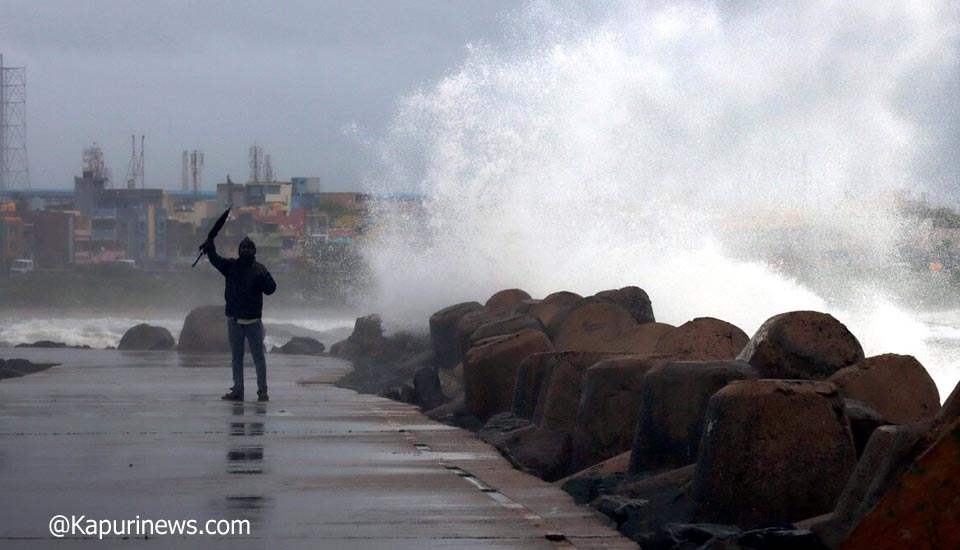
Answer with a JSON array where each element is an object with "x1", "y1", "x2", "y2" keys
[{"x1": 206, "y1": 242, "x2": 277, "y2": 319}]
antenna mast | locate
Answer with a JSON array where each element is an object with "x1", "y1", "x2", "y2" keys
[
  {"x1": 181, "y1": 151, "x2": 189, "y2": 191},
  {"x1": 0, "y1": 54, "x2": 30, "y2": 190}
]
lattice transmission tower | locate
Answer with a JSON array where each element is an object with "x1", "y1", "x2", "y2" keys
[{"x1": 0, "y1": 54, "x2": 30, "y2": 190}]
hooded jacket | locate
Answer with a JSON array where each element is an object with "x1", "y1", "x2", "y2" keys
[{"x1": 206, "y1": 239, "x2": 277, "y2": 319}]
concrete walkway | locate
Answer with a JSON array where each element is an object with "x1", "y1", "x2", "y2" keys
[{"x1": 0, "y1": 348, "x2": 633, "y2": 549}]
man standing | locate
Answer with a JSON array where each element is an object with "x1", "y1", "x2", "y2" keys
[{"x1": 201, "y1": 236, "x2": 277, "y2": 401}]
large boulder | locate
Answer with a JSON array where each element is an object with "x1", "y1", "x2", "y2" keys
[
  {"x1": 551, "y1": 301, "x2": 638, "y2": 352},
  {"x1": 559, "y1": 451, "x2": 631, "y2": 505},
  {"x1": 690, "y1": 380, "x2": 858, "y2": 527},
  {"x1": 478, "y1": 411, "x2": 533, "y2": 445},
  {"x1": 413, "y1": 366, "x2": 449, "y2": 411},
  {"x1": 425, "y1": 395, "x2": 483, "y2": 432},
  {"x1": 842, "y1": 418, "x2": 960, "y2": 550},
  {"x1": 0, "y1": 358, "x2": 57, "y2": 380},
  {"x1": 600, "y1": 465, "x2": 699, "y2": 542},
  {"x1": 484, "y1": 288, "x2": 532, "y2": 310},
  {"x1": 593, "y1": 286, "x2": 656, "y2": 324},
  {"x1": 331, "y1": 313, "x2": 386, "y2": 360},
  {"x1": 737, "y1": 311, "x2": 864, "y2": 380},
  {"x1": 526, "y1": 302, "x2": 567, "y2": 332},
  {"x1": 654, "y1": 317, "x2": 750, "y2": 360},
  {"x1": 467, "y1": 313, "x2": 544, "y2": 348},
  {"x1": 828, "y1": 354, "x2": 940, "y2": 425},
  {"x1": 815, "y1": 423, "x2": 932, "y2": 549},
  {"x1": 486, "y1": 424, "x2": 572, "y2": 482},
  {"x1": 178, "y1": 305, "x2": 229, "y2": 352},
  {"x1": 463, "y1": 329, "x2": 554, "y2": 422},
  {"x1": 511, "y1": 352, "x2": 556, "y2": 420},
  {"x1": 629, "y1": 360, "x2": 759, "y2": 474},
  {"x1": 456, "y1": 309, "x2": 511, "y2": 362},
  {"x1": 542, "y1": 291, "x2": 582, "y2": 307},
  {"x1": 613, "y1": 322, "x2": 676, "y2": 354},
  {"x1": 429, "y1": 301, "x2": 483, "y2": 370},
  {"x1": 843, "y1": 399, "x2": 890, "y2": 458},
  {"x1": 533, "y1": 351, "x2": 621, "y2": 432},
  {"x1": 118, "y1": 323, "x2": 175, "y2": 351},
  {"x1": 814, "y1": 379, "x2": 960, "y2": 549},
  {"x1": 276, "y1": 336, "x2": 325, "y2": 355},
  {"x1": 569, "y1": 354, "x2": 675, "y2": 473}
]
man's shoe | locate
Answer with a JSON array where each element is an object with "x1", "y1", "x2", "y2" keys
[
  {"x1": 221, "y1": 391, "x2": 244, "y2": 401},
  {"x1": 257, "y1": 392, "x2": 269, "y2": 402}
]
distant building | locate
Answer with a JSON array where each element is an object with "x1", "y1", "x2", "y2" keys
[
  {"x1": 216, "y1": 180, "x2": 246, "y2": 209},
  {"x1": 0, "y1": 203, "x2": 26, "y2": 273},
  {"x1": 96, "y1": 189, "x2": 168, "y2": 265},
  {"x1": 22, "y1": 210, "x2": 74, "y2": 270},
  {"x1": 291, "y1": 177, "x2": 322, "y2": 210},
  {"x1": 318, "y1": 192, "x2": 367, "y2": 211}
]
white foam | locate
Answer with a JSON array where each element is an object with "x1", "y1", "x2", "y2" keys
[{"x1": 362, "y1": 0, "x2": 960, "y2": 397}]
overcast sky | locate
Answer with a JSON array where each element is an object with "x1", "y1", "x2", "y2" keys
[{"x1": 0, "y1": 0, "x2": 516, "y2": 191}]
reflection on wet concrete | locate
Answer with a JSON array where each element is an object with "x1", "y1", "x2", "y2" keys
[
  {"x1": 230, "y1": 422, "x2": 265, "y2": 436},
  {"x1": 230, "y1": 402, "x2": 266, "y2": 436},
  {"x1": 227, "y1": 402, "x2": 266, "y2": 475},
  {"x1": 226, "y1": 446, "x2": 264, "y2": 474},
  {"x1": 223, "y1": 496, "x2": 271, "y2": 525}
]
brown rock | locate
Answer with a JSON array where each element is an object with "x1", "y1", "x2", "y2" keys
[
  {"x1": 593, "y1": 286, "x2": 656, "y2": 324},
  {"x1": 629, "y1": 360, "x2": 759, "y2": 474},
  {"x1": 437, "y1": 367, "x2": 464, "y2": 400},
  {"x1": 690, "y1": 379, "x2": 858, "y2": 527},
  {"x1": 177, "y1": 305, "x2": 229, "y2": 352},
  {"x1": 425, "y1": 395, "x2": 483, "y2": 432},
  {"x1": 334, "y1": 314, "x2": 386, "y2": 360},
  {"x1": 612, "y1": 322, "x2": 676, "y2": 354},
  {"x1": 842, "y1": 418, "x2": 960, "y2": 550},
  {"x1": 511, "y1": 352, "x2": 555, "y2": 420},
  {"x1": 558, "y1": 451, "x2": 631, "y2": 505},
  {"x1": 429, "y1": 301, "x2": 483, "y2": 370},
  {"x1": 570, "y1": 354, "x2": 675, "y2": 473},
  {"x1": 654, "y1": 317, "x2": 750, "y2": 360},
  {"x1": 468, "y1": 313, "x2": 544, "y2": 348},
  {"x1": 478, "y1": 412, "x2": 533, "y2": 447},
  {"x1": 616, "y1": 463, "x2": 698, "y2": 498},
  {"x1": 816, "y1": 423, "x2": 932, "y2": 549},
  {"x1": 463, "y1": 329, "x2": 554, "y2": 422},
  {"x1": 413, "y1": 366, "x2": 449, "y2": 410},
  {"x1": 527, "y1": 302, "x2": 566, "y2": 331},
  {"x1": 552, "y1": 301, "x2": 638, "y2": 352},
  {"x1": 491, "y1": 425, "x2": 572, "y2": 482},
  {"x1": 484, "y1": 288, "x2": 533, "y2": 310},
  {"x1": 828, "y1": 354, "x2": 940, "y2": 425},
  {"x1": 843, "y1": 398, "x2": 890, "y2": 458},
  {"x1": 606, "y1": 465, "x2": 699, "y2": 541},
  {"x1": 533, "y1": 351, "x2": 621, "y2": 432},
  {"x1": 456, "y1": 308, "x2": 510, "y2": 362},
  {"x1": 737, "y1": 311, "x2": 865, "y2": 380},
  {"x1": 563, "y1": 450, "x2": 631, "y2": 482},
  {"x1": 512, "y1": 299, "x2": 541, "y2": 314},
  {"x1": 542, "y1": 291, "x2": 582, "y2": 307},
  {"x1": 814, "y1": 379, "x2": 960, "y2": 550}
]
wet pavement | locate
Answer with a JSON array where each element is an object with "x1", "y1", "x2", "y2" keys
[{"x1": 0, "y1": 349, "x2": 633, "y2": 549}]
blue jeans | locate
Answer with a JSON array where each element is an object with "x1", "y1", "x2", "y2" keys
[{"x1": 227, "y1": 318, "x2": 267, "y2": 395}]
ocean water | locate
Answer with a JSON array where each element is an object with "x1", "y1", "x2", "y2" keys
[{"x1": 0, "y1": 313, "x2": 357, "y2": 352}]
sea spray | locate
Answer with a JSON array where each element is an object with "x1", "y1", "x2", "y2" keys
[{"x1": 362, "y1": 0, "x2": 960, "y2": 394}]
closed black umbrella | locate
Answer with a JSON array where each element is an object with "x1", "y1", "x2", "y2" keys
[{"x1": 191, "y1": 203, "x2": 232, "y2": 267}]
